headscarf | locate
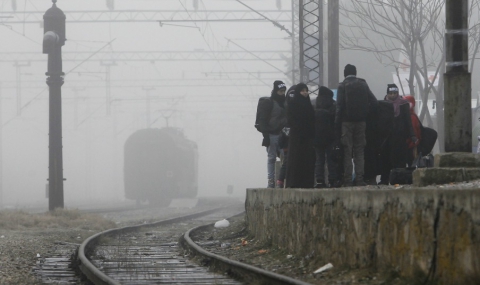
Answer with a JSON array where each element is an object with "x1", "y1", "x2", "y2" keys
[
  {"x1": 288, "y1": 83, "x2": 315, "y2": 139},
  {"x1": 316, "y1": 86, "x2": 334, "y2": 110},
  {"x1": 389, "y1": 96, "x2": 409, "y2": 117}
]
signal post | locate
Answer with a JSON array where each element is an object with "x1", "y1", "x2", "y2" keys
[{"x1": 43, "y1": 0, "x2": 66, "y2": 211}]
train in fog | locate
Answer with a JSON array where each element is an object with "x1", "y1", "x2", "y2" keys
[{"x1": 124, "y1": 128, "x2": 198, "y2": 206}]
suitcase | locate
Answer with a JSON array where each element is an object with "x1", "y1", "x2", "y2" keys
[{"x1": 389, "y1": 167, "x2": 415, "y2": 185}]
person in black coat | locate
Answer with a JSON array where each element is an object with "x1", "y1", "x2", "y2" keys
[
  {"x1": 286, "y1": 83, "x2": 315, "y2": 188},
  {"x1": 276, "y1": 85, "x2": 296, "y2": 188},
  {"x1": 379, "y1": 84, "x2": 417, "y2": 185},
  {"x1": 314, "y1": 86, "x2": 337, "y2": 188}
]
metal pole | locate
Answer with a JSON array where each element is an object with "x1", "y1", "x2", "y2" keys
[
  {"x1": 14, "y1": 61, "x2": 30, "y2": 116},
  {"x1": 15, "y1": 62, "x2": 20, "y2": 116},
  {"x1": 44, "y1": 0, "x2": 66, "y2": 211},
  {"x1": 72, "y1": 87, "x2": 85, "y2": 130},
  {"x1": 101, "y1": 61, "x2": 116, "y2": 115},
  {"x1": 328, "y1": 0, "x2": 339, "y2": 88},
  {"x1": 106, "y1": 64, "x2": 111, "y2": 115},
  {"x1": 298, "y1": 0, "x2": 305, "y2": 82},
  {"x1": 291, "y1": 0, "x2": 297, "y2": 84},
  {"x1": 319, "y1": 2, "x2": 323, "y2": 86},
  {"x1": 143, "y1": 87, "x2": 155, "y2": 128},
  {"x1": 47, "y1": 45, "x2": 64, "y2": 211},
  {"x1": 444, "y1": 0, "x2": 471, "y2": 152},
  {"x1": 0, "y1": 82, "x2": 3, "y2": 209}
]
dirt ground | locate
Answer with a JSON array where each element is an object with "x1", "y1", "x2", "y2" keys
[
  {"x1": 190, "y1": 214, "x2": 433, "y2": 285},
  {"x1": 0, "y1": 209, "x2": 116, "y2": 285}
]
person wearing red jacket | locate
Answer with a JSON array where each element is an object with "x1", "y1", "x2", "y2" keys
[{"x1": 404, "y1": 95, "x2": 421, "y2": 164}]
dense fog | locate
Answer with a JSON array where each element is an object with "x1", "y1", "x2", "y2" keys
[{"x1": 0, "y1": 0, "x2": 478, "y2": 208}]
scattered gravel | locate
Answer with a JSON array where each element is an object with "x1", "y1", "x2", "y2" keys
[
  {"x1": 190, "y1": 214, "x2": 423, "y2": 285},
  {"x1": 0, "y1": 180, "x2": 477, "y2": 285},
  {"x1": 0, "y1": 200, "x2": 243, "y2": 284}
]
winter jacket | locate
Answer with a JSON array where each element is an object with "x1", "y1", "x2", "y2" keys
[
  {"x1": 314, "y1": 95, "x2": 336, "y2": 148},
  {"x1": 335, "y1": 76, "x2": 378, "y2": 136}
]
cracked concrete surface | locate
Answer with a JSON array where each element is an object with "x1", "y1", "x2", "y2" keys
[{"x1": 245, "y1": 187, "x2": 480, "y2": 284}]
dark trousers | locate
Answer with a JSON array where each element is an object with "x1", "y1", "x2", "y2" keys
[
  {"x1": 314, "y1": 144, "x2": 336, "y2": 183},
  {"x1": 278, "y1": 149, "x2": 288, "y2": 182},
  {"x1": 341, "y1": 121, "x2": 366, "y2": 182}
]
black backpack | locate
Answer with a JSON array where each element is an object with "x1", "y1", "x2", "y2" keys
[
  {"x1": 343, "y1": 78, "x2": 369, "y2": 122},
  {"x1": 254, "y1": 97, "x2": 273, "y2": 133}
]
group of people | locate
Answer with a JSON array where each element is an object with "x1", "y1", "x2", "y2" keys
[{"x1": 258, "y1": 64, "x2": 421, "y2": 188}]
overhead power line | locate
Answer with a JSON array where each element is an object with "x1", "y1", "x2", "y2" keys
[
  {"x1": 0, "y1": 50, "x2": 290, "y2": 63},
  {"x1": 0, "y1": 9, "x2": 291, "y2": 24}
]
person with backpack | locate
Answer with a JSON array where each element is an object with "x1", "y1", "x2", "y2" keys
[
  {"x1": 335, "y1": 64, "x2": 378, "y2": 187},
  {"x1": 378, "y1": 84, "x2": 417, "y2": 185},
  {"x1": 256, "y1": 80, "x2": 288, "y2": 188},
  {"x1": 314, "y1": 86, "x2": 337, "y2": 188},
  {"x1": 286, "y1": 83, "x2": 315, "y2": 188}
]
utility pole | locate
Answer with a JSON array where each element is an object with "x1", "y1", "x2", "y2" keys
[
  {"x1": 100, "y1": 61, "x2": 116, "y2": 115},
  {"x1": 43, "y1": 0, "x2": 66, "y2": 211},
  {"x1": 0, "y1": 83, "x2": 3, "y2": 209},
  {"x1": 291, "y1": 0, "x2": 299, "y2": 84},
  {"x1": 71, "y1": 87, "x2": 85, "y2": 130},
  {"x1": 327, "y1": 0, "x2": 339, "y2": 88},
  {"x1": 444, "y1": 0, "x2": 471, "y2": 152},
  {"x1": 142, "y1": 87, "x2": 155, "y2": 128},
  {"x1": 14, "y1": 61, "x2": 30, "y2": 116},
  {"x1": 298, "y1": 0, "x2": 322, "y2": 94}
]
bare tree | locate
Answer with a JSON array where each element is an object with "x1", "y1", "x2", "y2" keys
[{"x1": 339, "y1": 0, "x2": 480, "y2": 152}]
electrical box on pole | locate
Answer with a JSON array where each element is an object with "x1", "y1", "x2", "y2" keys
[{"x1": 43, "y1": 0, "x2": 66, "y2": 211}]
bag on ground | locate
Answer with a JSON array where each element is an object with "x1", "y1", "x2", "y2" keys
[
  {"x1": 389, "y1": 167, "x2": 415, "y2": 185},
  {"x1": 412, "y1": 153, "x2": 434, "y2": 168}
]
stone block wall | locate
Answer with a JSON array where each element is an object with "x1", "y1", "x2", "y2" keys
[{"x1": 245, "y1": 188, "x2": 480, "y2": 284}]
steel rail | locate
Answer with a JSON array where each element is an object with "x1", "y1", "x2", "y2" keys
[
  {"x1": 77, "y1": 207, "x2": 225, "y2": 285},
  {"x1": 183, "y1": 222, "x2": 313, "y2": 285}
]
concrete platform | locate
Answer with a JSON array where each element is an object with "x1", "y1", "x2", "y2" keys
[
  {"x1": 435, "y1": 152, "x2": 480, "y2": 167},
  {"x1": 245, "y1": 187, "x2": 480, "y2": 284},
  {"x1": 413, "y1": 167, "x2": 480, "y2": 186}
]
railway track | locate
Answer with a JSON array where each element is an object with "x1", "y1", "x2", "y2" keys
[
  {"x1": 77, "y1": 206, "x2": 245, "y2": 285},
  {"x1": 34, "y1": 201, "x2": 311, "y2": 285}
]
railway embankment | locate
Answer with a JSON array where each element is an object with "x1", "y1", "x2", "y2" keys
[{"x1": 245, "y1": 184, "x2": 480, "y2": 284}]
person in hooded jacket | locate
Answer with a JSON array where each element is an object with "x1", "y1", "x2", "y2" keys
[
  {"x1": 276, "y1": 84, "x2": 296, "y2": 188},
  {"x1": 257, "y1": 80, "x2": 288, "y2": 188},
  {"x1": 314, "y1": 86, "x2": 337, "y2": 188},
  {"x1": 379, "y1": 84, "x2": 417, "y2": 184},
  {"x1": 285, "y1": 83, "x2": 315, "y2": 188},
  {"x1": 404, "y1": 95, "x2": 422, "y2": 165}
]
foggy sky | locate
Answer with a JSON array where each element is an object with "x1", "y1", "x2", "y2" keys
[{"x1": 0, "y1": 0, "x2": 476, "y2": 207}]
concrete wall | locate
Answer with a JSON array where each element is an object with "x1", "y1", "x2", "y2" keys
[{"x1": 245, "y1": 188, "x2": 480, "y2": 284}]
